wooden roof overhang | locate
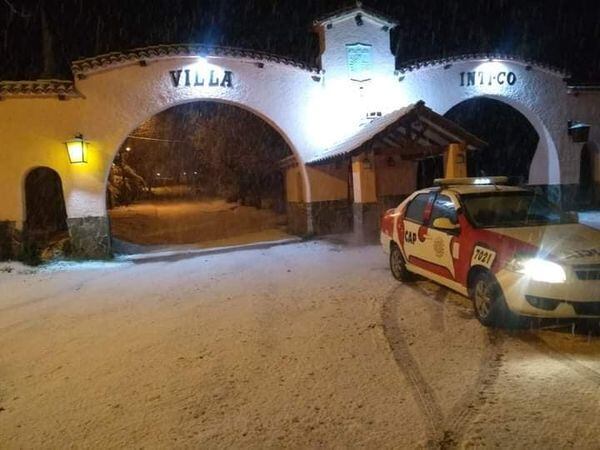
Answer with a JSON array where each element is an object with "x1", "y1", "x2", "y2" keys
[{"x1": 308, "y1": 101, "x2": 487, "y2": 166}]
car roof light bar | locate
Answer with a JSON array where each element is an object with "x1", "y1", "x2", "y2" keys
[{"x1": 433, "y1": 176, "x2": 509, "y2": 186}]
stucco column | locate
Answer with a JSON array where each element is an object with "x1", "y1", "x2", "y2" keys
[
  {"x1": 285, "y1": 165, "x2": 310, "y2": 235},
  {"x1": 444, "y1": 143, "x2": 467, "y2": 178},
  {"x1": 352, "y1": 153, "x2": 379, "y2": 242},
  {"x1": 63, "y1": 149, "x2": 112, "y2": 259}
]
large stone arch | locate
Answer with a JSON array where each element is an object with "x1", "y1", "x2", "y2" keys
[
  {"x1": 396, "y1": 57, "x2": 567, "y2": 185},
  {"x1": 103, "y1": 97, "x2": 309, "y2": 203},
  {"x1": 0, "y1": 48, "x2": 328, "y2": 256},
  {"x1": 70, "y1": 50, "x2": 324, "y2": 214},
  {"x1": 2, "y1": 7, "x2": 600, "y2": 261},
  {"x1": 441, "y1": 93, "x2": 558, "y2": 184}
]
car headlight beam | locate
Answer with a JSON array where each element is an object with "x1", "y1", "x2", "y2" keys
[{"x1": 507, "y1": 257, "x2": 566, "y2": 284}]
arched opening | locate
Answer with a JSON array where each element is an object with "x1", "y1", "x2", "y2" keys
[
  {"x1": 24, "y1": 167, "x2": 68, "y2": 260},
  {"x1": 577, "y1": 142, "x2": 599, "y2": 208},
  {"x1": 416, "y1": 97, "x2": 540, "y2": 188},
  {"x1": 106, "y1": 101, "x2": 298, "y2": 252}
]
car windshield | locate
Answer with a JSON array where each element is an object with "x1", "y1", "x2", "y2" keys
[{"x1": 461, "y1": 191, "x2": 578, "y2": 228}]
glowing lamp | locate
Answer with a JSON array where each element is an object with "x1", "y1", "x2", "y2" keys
[{"x1": 65, "y1": 134, "x2": 88, "y2": 164}]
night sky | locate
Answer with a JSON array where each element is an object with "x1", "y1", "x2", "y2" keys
[{"x1": 1, "y1": 0, "x2": 599, "y2": 82}]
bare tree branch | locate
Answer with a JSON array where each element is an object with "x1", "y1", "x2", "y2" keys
[{"x1": 2, "y1": 0, "x2": 32, "y2": 18}]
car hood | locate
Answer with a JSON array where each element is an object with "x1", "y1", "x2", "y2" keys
[{"x1": 490, "y1": 224, "x2": 600, "y2": 264}]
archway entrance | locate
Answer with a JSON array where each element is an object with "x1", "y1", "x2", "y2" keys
[
  {"x1": 24, "y1": 167, "x2": 68, "y2": 260},
  {"x1": 577, "y1": 142, "x2": 599, "y2": 208},
  {"x1": 106, "y1": 101, "x2": 296, "y2": 253},
  {"x1": 442, "y1": 97, "x2": 540, "y2": 184}
]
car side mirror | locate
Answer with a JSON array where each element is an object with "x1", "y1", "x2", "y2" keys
[{"x1": 432, "y1": 217, "x2": 460, "y2": 233}]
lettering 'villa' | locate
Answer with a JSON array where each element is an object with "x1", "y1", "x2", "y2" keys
[{"x1": 169, "y1": 69, "x2": 234, "y2": 88}]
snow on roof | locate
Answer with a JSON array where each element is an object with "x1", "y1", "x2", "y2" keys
[
  {"x1": 566, "y1": 82, "x2": 600, "y2": 93},
  {"x1": 0, "y1": 79, "x2": 81, "y2": 100},
  {"x1": 71, "y1": 44, "x2": 321, "y2": 78},
  {"x1": 309, "y1": 103, "x2": 420, "y2": 164},
  {"x1": 396, "y1": 53, "x2": 569, "y2": 77},
  {"x1": 308, "y1": 101, "x2": 487, "y2": 165},
  {"x1": 444, "y1": 184, "x2": 526, "y2": 195},
  {"x1": 313, "y1": 2, "x2": 398, "y2": 28}
]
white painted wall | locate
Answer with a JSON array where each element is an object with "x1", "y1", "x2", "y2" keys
[
  {"x1": 394, "y1": 59, "x2": 570, "y2": 184},
  {"x1": 312, "y1": 9, "x2": 586, "y2": 186},
  {"x1": 311, "y1": 12, "x2": 398, "y2": 150},
  {"x1": 0, "y1": 55, "x2": 325, "y2": 223},
  {"x1": 1, "y1": 6, "x2": 599, "y2": 228}
]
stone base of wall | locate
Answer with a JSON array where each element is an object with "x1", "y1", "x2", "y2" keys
[
  {"x1": 310, "y1": 200, "x2": 352, "y2": 235},
  {"x1": 310, "y1": 200, "x2": 353, "y2": 235},
  {"x1": 67, "y1": 216, "x2": 111, "y2": 259},
  {"x1": 287, "y1": 202, "x2": 310, "y2": 235},
  {"x1": 287, "y1": 201, "x2": 353, "y2": 236},
  {"x1": 0, "y1": 221, "x2": 21, "y2": 260},
  {"x1": 353, "y1": 203, "x2": 380, "y2": 243}
]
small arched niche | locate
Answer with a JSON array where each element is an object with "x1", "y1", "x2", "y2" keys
[{"x1": 24, "y1": 167, "x2": 68, "y2": 239}]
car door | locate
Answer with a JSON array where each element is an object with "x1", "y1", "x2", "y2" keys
[
  {"x1": 401, "y1": 192, "x2": 435, "y2": 268},
  {"x1": 419, "y1": 192, "x2": 461, "y2": 280}
]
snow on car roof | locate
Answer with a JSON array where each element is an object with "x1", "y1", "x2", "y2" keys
[{"x1": 442, "y1": 184, "x2": 527, "y2": 195}]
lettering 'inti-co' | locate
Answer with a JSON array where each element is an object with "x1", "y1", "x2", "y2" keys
[
  {"x1": 460, "y1": 71, "x2": 517, "y2": 87},
  {"x1": 169, "y1": 69, "x2": 234, "y2": 88}
]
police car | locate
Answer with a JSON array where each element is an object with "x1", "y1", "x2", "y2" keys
[{"x1": 380, "y1": 177, "x2": 600, "y2": 326}]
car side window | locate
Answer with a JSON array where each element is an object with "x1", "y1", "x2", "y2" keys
[
  {"x1": 405, "y1": 193, "x2": 430, "y2": 224},
  {"x1": 430, "y1": 194, "x2": 458, "y2": 225}
]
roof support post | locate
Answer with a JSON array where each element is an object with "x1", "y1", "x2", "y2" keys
[
  {"x1": 351, "y1": 152, "x2": 377, "y2": 203},
  {"x1": 351, "y1": 152, "x2": 379, "y2": 242},
  {"x1": 444, "y1": 143, "x2": 467, "y2": 179}
]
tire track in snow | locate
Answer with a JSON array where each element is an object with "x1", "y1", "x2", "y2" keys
[
  {"x1": 440, "y1": 329, "x2": 504, "y2": 449},
  {"x1": 410, "y1": 283, "x2": 505, "y2": 448},
  {"x1": 409, "y1": 284, "x2": 448, "y2": 332},
  {"x1": 381, "y1": 285, "x2": 444, "y2": 447},
  {"x1": 381, "y1": 283, "x2": 505, "y2": 449}
]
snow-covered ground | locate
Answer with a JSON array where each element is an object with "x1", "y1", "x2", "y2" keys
[
  {"x1": 1, "y1": 241, "x2": 600, "y2": 448},
  {"x1": 109, "y1": 198, "x2": 289, "y2": 250},
  {"x1": 579, "y1": 210, "x2": 600, "y2": 230}
]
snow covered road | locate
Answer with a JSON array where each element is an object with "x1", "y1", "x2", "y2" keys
[{"x1": 1, "y1": 241, "x2": 600, "y2": 448}]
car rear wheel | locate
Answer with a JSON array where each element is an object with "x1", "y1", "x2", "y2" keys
[
  {"x1": 390, "y1": 243, "x2": 413, "y2": 282},
  {"x1": 471, "y1": 272, "x2": 513, "y2": 327}
]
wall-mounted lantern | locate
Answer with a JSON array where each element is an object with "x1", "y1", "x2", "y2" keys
[
  {"x1": 568, "y1": 120, "x2": 591, "y2": 143},
  {"x1": 65, "y1": 134, "x2": 88, "y2": 164}
]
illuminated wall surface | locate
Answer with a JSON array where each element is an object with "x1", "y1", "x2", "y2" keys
[{"x1": 0, "y1": 6, "x2": 599, "y2": 227}]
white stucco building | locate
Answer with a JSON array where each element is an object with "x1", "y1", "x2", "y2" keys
[{"x1": 0, "y1": 4, "x2": 599, "y2": 258}]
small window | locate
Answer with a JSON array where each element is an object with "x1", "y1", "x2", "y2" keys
[
  {"x1": 405, "y1": 193, "x2": 430, "y2": 223},
  {"x1": 430, "y1": 194, "x2": 458, "y2": 225}
]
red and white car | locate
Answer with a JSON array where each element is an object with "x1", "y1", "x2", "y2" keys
[{"x1": 380, "y1": 177, "x2": 600, "y2": 326}]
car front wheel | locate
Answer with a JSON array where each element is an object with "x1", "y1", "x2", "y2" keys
[
  {"x1": 390, "y1": 243, "x2": 413, "y2": 282},
  {"x1": 471, "y1": 272, "x2": 513, "y2": 327}
]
